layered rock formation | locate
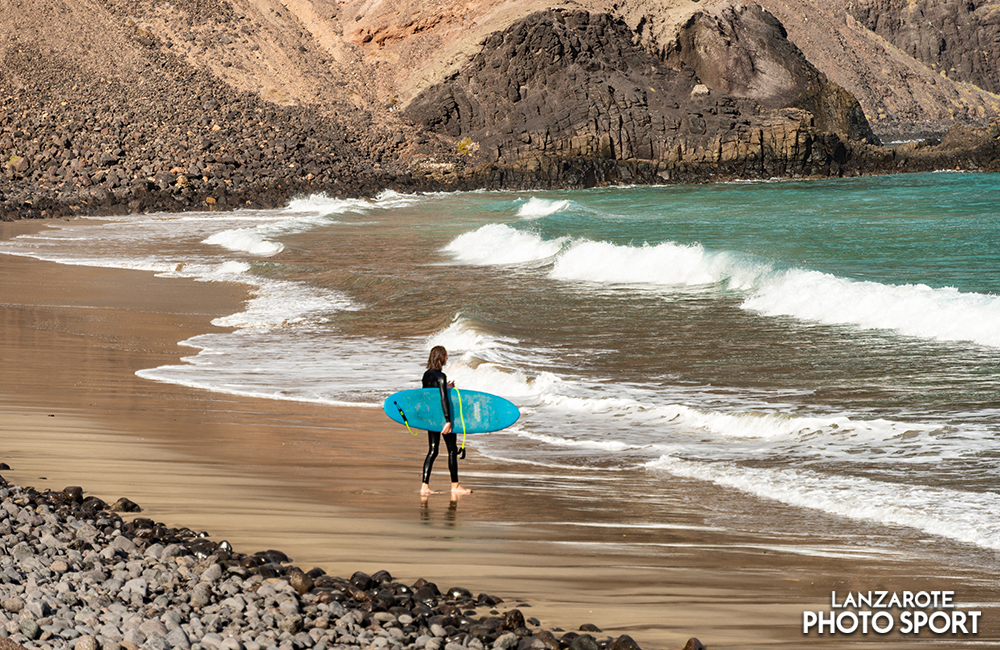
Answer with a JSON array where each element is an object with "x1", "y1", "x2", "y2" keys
[
  {"x1": 404, "y1": 5, "x2": 876, "y2": 187},
  {"x1": 753, "y1": 0, "x2": 1000, "y2": 142},
  {"x1": 844, "y1": 0, "x2": 1000, "y2": 96}
]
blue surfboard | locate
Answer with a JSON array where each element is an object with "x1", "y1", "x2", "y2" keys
[{"x1": 383, "y1": 388, "x2": 520, "y2": 434}]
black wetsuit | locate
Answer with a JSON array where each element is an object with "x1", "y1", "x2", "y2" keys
[{"x1": 421, "y1": 368, "x2": 459, "y2": 484}]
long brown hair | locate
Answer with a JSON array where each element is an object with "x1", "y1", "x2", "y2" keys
[{"x1": 426, "y1": 345, "x2": 448, "y2": 370}]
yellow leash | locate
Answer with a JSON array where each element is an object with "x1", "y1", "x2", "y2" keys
[{"x1": 455, "y1": 387, "x2": 467, "y2": 451}]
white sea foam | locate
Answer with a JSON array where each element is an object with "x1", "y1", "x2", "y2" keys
[
  {"x1": 445, "y1": 224, "x2": 566, "y2": 265},
  {"x1": 516, "y1": 197, "x2": 571, "y2": 219},
  {"x1": 446, "y1": 226, "x2": 1000, "y2": 348},
  {"x1": 646, "y1": 456, "x2": 1000, "y2": 551},
  {"x1": 422, "y1": 318, "x2": 563, "y2": 400},
  {"x1": 551, "y1": 240, "x2": 723, "y2": 287},
  {"x1": 213, "y1": 261, "x2": 252, "y2": 276},
  {"x1": 520, "y1": 394, "x2": 956, "y2": 453},
  {"x1": 283, "y1": 194, "x2": 371, "y2": 215},
  {"x1": 742, "y1": 269, "x2": 1000, "y2": 348},
  {"x1": 0, "y1": 206, "x2": 379, "y2": 405},
  {"x1": 203, "y1": 190, "x2": 428, "y2": 256},
  {"x1": 202, "y1": 229, "x2": 285, "y2": 255},
  {"x1": 284, "y1": 189, "x2": 423, "y2": 215},
  {"x1": 515, "y1": 430, "x2": 633, "y2": 452},
  {"x1": 213, "y1": 278, "x2": 358, "y2": 329},
  {"x1": 427, "y1": 317, "x2": 514, "y2": 355}
]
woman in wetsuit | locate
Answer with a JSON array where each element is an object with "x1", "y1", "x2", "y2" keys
[{"x1": 420, "y1": 345, "x2": 472, "y2": 497}]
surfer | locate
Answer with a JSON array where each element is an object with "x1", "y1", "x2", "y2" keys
[{"x1": 420, "y1": 345, "x2": 472, "y2": 497}]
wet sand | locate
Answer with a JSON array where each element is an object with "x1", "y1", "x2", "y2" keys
[{"x1": 1, "y1": 219, "x2": 997, "y2": 649}]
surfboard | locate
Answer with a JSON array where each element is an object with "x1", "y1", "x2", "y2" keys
[{"x1": 383, "y1": 387, "x2": 520, "y2": 434}]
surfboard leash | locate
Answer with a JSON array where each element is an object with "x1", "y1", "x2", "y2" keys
[
  {"x1": 454, "y1": 387, "x2": 467, "y2": 452},
  {"x1": 393, "y1": 401, "x2": 417, "y2": 436}
]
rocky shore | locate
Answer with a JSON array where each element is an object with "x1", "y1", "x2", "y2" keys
[{"x1": 0, "y1": 477, "x2": 703, "y2": 650}]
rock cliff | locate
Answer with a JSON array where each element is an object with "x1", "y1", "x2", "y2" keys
[
  {"x1": 404, "y1": 5, "x2": 875, "y2": 187},
  {"x1": 845, "y1": 0, "x2": 1000, "y2": 96},
  {"x1": 753, "y1": 0, "x2": 1000, "y2": 142}
]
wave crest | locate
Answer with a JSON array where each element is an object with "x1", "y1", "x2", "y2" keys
[
  {"x1": 446, "y1": 225, "x2": 1000, "y2": 347},
  {"x1": 516, "y1": 197, "x2": 572, "y2": 219},
  {"x1": 445, "y1": 224, "x2": 566, "y2": 265}
]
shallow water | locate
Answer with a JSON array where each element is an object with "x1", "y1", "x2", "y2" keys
[{"x1": 2, "y1": 171, "x2": 999, "y2": 562}]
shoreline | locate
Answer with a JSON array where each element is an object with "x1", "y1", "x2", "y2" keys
[{"x1": 2, "y1": 220, "x2": 998, "y2": 649}]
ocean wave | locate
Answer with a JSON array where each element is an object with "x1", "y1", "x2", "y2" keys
[
  {"x1": 202, "y1": 228, "x2": 285, "y2": 255},
  {"x1": 427, "y1": 318, "x2": 517, "y2": 356},
  {"x1": 742, "y1": 269, "x2": 1000, "y2": 348},
  {"x1": 516, "y1": 197, "x2": 572, "y2": 219},
  {"x1": 475, "y1": 363, "x2": 1000, "y2": 482},
  {"x1": 205, "y1": 190, "x2": 428, "y2": 257},
  {"x1": 646, "y1": 456, "x2": 1000, "y2": 551},
  {"x1": 201, "y1": 209, "x2": 347, "y2": 256},
  {"x1": 446, "y1": 226, "x2": 1000, "y2": 347},
  {"x1": 285, "y1": 189, "x2": 423, "y2": 215},
  {"x1": 444, "y1": 224, "x2": 567, "y2": 265},
  {"x1": 423, "y1": 317, "x2": 562, "y2": 399},
  {"x1": 551, "y1": 239, "x2": 740, "y2": 287},
  {"x1": 212, "y1": 261, "x2": 252, "y2": 276}
]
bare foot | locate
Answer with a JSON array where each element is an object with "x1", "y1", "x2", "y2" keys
[
  {"x1": 451, "y1": 483, "x2": 472, "y2": 496},
  {"x1": 420, "y1": 483, "x2": 438, "y2": 496}
]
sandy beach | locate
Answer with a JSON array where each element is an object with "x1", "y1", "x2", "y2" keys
[{"x1": 2, "y1": 218, "x2": 997, "y2": 650}]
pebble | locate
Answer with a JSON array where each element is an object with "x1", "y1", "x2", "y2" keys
[{"x1": 0, "y1": 478, "x2": 698, "y2": 650}]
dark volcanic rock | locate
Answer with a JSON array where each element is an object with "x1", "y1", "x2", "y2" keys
[
  {"x1": 404, "y1": 5, "x2": 878, "y2": 188},
  {"x1": 404, "y1": 3, "x2": 1000, "y2": 189},
  {"x1": 406, "y1": 9, "x2": 723, "y2": 165},
  {"x1": 845, "y1": 0, "x2": 1000, "y2": 95},
  {"x1": 665, "y1": 2, "x2": 873, "y2": 142},
  {"x1": 110, "y1": 496, "x2": 142, "y2": 512}
]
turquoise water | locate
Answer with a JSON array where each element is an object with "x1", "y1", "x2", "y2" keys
[{"x1": 2, "y1": 171, "x2": 999, "y2": 556}]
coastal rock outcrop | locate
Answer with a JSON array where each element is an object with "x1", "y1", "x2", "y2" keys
[
  {"x1": 404, "y1": 4, "x2": 875, "y2": 187},
  {"x1": 752, "y1": 0, "x2": 1000, "y2": 142}
]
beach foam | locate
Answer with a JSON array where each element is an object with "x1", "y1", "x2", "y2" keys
[
  {"x1": 646, "y1": 455, "x2": 1000, "y2": 551},
  {"x1": 742, "y1": 269, "x2": 1000, "y2": 348}
]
